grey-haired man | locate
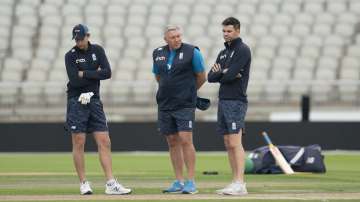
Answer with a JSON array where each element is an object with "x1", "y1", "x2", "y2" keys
[{"x1": 152, "y1": 25, "x2": 206, "y2": 194}]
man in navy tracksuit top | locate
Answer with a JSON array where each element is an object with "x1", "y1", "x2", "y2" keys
[
  {"x1": 208, "y1": 17, "x2": 251, "y2": 196},
  {"x1": 65, "y1": 24, "x2": 131, "y2": 195},
  {"x1": 152, "y1": 25, "x2": 206, "y2": 194}
]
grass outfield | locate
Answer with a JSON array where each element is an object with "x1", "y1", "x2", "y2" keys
[{"x1": 0, "y1": 152, "x2": 359, "y2": 202}]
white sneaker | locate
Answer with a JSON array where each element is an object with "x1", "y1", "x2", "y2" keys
[
  {"x1": 80, "y1": 181, "x2": 93, "y2": 195},
  {"x1": 216, "y1": 181, "x2": 248, "y2": 196},
  {"x1": 105, "y1": 179, "x2": 132, "y2": 195}
]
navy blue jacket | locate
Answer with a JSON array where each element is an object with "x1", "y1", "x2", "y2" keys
[
  {"x1": 65, "y1": 42, "x2": 111, "y2": 99},
  {"x1": 208, "y1": 38, "x2": 251, "y2": 103},
  {"x1": 153, "y1": 43, "x2": 197, "y2": 111}
]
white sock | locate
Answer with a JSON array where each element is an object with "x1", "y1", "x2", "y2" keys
[
  {"x1": 233, "y1": 180, "x2": 245, "y2": 185},
  {"x1": 106, "y1": 178, "x2": 116, "y2": 185}
]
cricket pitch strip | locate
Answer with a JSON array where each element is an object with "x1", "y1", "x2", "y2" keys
[{"x1": 1, "y1": 193, "x2": 360, "y2": 201}]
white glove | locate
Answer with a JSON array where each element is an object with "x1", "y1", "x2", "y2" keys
[{"x1": 78, "y1": 92, "x2": 94, "y2": 105}]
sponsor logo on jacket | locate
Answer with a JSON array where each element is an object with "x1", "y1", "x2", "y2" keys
[
  {"x1": 75, "y1": 58, "x2": 86, "y2": 63},
  {"x1": 155, "y1": 56, "x2": 166, "y2": 61}
]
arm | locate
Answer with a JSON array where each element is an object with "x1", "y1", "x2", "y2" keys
[
  {"x1": 152, "y1": 63, "x2": 160, "y2": 83},
  {"x1": 155, "y1": 75, "x2": 160, "y2": 82},
  {"x1": 192, "y1": 48, "x2": 206, "y2": 89},
  {"x1": 82, "y1": 47, "x2": 111, "y2": 80},
  {"x1": 207, "y1": 63, "x2": 223, "y2": 83},
  {"x1": 219, "y1": 48, "x2": 250, "y2": 83},
  {"x1": 195, "y1": 71, "x2": 206, "y2": 90},
  {"x1": 207, "y1": 52, "x2": 223, "y2": 83},
  {"x1": 65, "y1": 53, "x2": 94, "y2": 87}
]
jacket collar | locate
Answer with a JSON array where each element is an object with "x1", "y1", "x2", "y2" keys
[
  {"x1": 74, "y1": 42, "x2": 92, "y2": 52},
  {"x1": 224, "y1": 37, "x2": 242, "y2": 49}
]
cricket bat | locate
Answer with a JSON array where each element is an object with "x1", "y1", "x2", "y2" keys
[{"x1": 262, "y1": 131, "x2": 294, "y2": 174}]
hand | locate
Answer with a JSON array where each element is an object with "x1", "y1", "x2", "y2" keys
[
  {"x1": 78, "y1": 71, "x2": 84, "y2": 78},
  {"x1": 78, "y1": 92, "x2": 94, "y2": 105},
  {"x1": 97, "y1": 66, "x2": 101, "y2": 71},
  {"x1": 236, "y1": 73, "x2": 242, "y2": 78},
  {"x1": 211, "y1": 63, "x2": 221, "y2": 72}
]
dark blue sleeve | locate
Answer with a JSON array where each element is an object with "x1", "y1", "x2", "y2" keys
[
  {"x1": 192, "y1": 48, "x2": 205, "y2": 73},
  {"x1": 207, "y1": 53, "x2": 223, "y2": 83},
  {"x1": 83, "y1": 46, "x2": 111, "y2": 80},
  {"x1": 65, "y1": 52, "x2": 94, "y2": 87},
  {"x1": 152, "y1": 49, "x2": 160, "y2": 77},
  {"x1": 220, "y1": 47, "x2": 251, "y2": 84},
  {"x1": 152, "y1": 63, "x2": 159, "y2": 75}
]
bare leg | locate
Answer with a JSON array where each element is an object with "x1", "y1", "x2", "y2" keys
[
  {"x1": 93, "y1": 131, "x2": 113, "y2": 181},
  {"x1": 166, "y1": 134, "x2": 184, "y2": 181},
  {"x1": 225, "y1": 137, "x2": 236, "y2": 178},
  {"x1": 72, "y1": 133, "x2": 87, "y2": 182},
  {"x1": 224, "y1": 129, "x2": 245, "y2": 182},
  {"x1": 179, "y1": 131, "x2": 196, "y2": 180}
]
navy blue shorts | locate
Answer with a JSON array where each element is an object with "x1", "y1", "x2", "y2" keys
[
  {"x1": 217, "y1": 100, "x2": 247, "y2": 136},
  {"x1": 157, "y1": 108, "x2": 195, "y2": 136},
  {"x1": 66, "y1": 97, "x2": 108, "y2": 134}
]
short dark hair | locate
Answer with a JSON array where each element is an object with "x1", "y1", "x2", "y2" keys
[{"x1": 222, "y1": 17, "x2": 240, "y2": 30}]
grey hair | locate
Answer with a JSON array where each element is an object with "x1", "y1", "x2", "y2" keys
[{"x1": 164, "y1": 25, "x2": 181, "y2": 35}]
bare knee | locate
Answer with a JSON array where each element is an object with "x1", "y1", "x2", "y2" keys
[
  {"x1": 166, "y1": 134, "x2": 180, "y2": 148},
  {"x1": 94, "y1": 133, "x2": 111, "y2": 149},
  {"x1": 72, "y1": 134, "x2": 86, "y2": 150},
  {"x1": 180, "y1": 137, "x2": 192, "y2": 147},
  {"x1": 224, "y1": 138, "x2": 240, "y2": 150},
  {"x1": 179, "y1": 132, "x2": 194, "y2": 147},
  {"x1": 98, "y1": 139, "x2": 111, "y2": 150}
]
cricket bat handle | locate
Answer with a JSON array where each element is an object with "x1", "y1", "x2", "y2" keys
[
  {"x1": 262, "y1": 131, "x2": 273, "y2": 145},
  {"x1": 262, "y1": 131, "x2": 295, "y2": 175}
]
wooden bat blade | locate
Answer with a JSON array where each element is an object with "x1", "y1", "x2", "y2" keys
[
  {"x1": 269, "y1": 145, "x2": 294, "y2": 174},
  {"x1": 262, "y1": 131, "x2": 294, "y2": 174}
]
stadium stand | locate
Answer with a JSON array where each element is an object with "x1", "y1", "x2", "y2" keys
[{"x1": 0, "y1": 0, "x2": 359, "y2": 121}]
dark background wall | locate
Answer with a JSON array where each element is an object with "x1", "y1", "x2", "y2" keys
[{"x1": 1, "y1": 122, "x2": 359, "y2": 151}]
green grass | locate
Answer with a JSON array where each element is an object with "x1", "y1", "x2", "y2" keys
[
  {"x1": 5, "y1": 201, "x2": 360, "y2": 202},
  {"x1": 4, "y1": 201, "x2": 360, "y2": 202},
  {"x1": 0, "y1": 152, "x2": 359, "y2": 201}
]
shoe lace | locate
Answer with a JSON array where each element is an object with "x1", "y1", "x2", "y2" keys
[
  {"x1": 81, "y1": 181, "x2": 90, "y2": 186},
  {"x1": 173, "y1": 181, "x2": 183, "y2": 188},
  {"x1": 225, "y1": 182, "x2": 235, "y2": 189},
  {"x1": 113, "y1": 182, "x2": 125, "y2": 191},
  {"x1": 184, "y1": 181, "x2": 195, "y2": 190}
]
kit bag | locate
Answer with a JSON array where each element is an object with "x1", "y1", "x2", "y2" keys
[{"x1": 247, "y1": 144, "x2": 326, "y2": 174}]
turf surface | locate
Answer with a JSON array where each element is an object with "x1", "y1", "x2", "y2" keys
[{"x1": 0, "y1": 152, "x2": 359, "y2": 201}]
